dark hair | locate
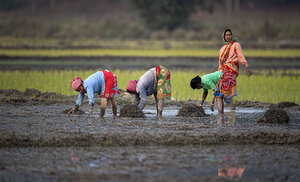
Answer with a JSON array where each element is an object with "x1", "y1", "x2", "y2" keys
[
  {"x1": 127, "y1": 89, "x2": 136, "y2": 94},
  {"x1": 190, "y1": 76, "x2": 201, "y2": 89}
]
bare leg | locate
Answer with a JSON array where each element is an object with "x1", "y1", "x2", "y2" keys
[
  {"x1": 110, "y1": 97, "x2": 117, "y2": 119},
  {"x1": 216, "y1": 96, "x2": 224, "y2": 124},
  {"x1": 100, "y1": 98, "x2": 107, "y2": 118},
  {"x1": 157, "y1": 99, "x2": 164, "y2": 121}
]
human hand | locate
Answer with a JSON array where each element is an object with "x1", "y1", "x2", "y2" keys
[
  {"x1": 88, "y1": 109, "x2": 93, "y2": 116},
  {"x1": 246, "y1": 67, "x2": 251, "y2": 77},
  {"x1": 210, "y1": 103, "x2": 214, "y2": 111},
  {"x1": 67, "y1": 108, "x2": 76, "y2": 115}
]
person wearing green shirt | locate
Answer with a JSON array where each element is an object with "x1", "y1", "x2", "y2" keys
[{"x1": 190, "y1": 70, "x2": 222, "y2": 112}]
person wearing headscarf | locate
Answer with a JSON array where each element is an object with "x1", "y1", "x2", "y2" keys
[
  {"x1": 68, "y1": 69, "x2": 120, "y2": 118},
  {"x1": 215, "y1": 29, "x2": 251, "y2": 118},
  {"x1": 126, "y1": 65, "x2": 171, "y2": 120},
  {"x1": 190, "y1": 29, "x2": 251, "y2": 123}
]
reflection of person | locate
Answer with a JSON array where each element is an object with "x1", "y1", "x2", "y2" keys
[
  {"x1": 126, "y1": 65, "x2": 171, "y2": 120},
  {"x1": 68, "y1": 70, "x2": 120, "y2": 118},
  {"x1": 218, "y1": 167, "x2": 245, "y2": 178}
]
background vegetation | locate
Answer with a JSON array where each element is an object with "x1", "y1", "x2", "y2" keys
[{"x1": 0, "y1": 0, "x2": 299, "y2": 46}]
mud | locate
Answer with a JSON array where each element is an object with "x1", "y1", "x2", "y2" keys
[
  {"x1": 271, "y1": 102, "x2": 299, "y2": 108},
  {"x1": 0, "y1": 102, "x2": 299, "y2": 147},
  {"x1": 61, "y1": 108, "x2": 85, "y2": 115},
  {"x1": 1, "y1": 145, "x2": 300, "y2": 182},
  {"x1": 258, "y1": 109, "x2": 290, "y2": 123},
  {"x1": 119, "y1": 104, "x2": 146, "y2": 118},
  {"x1": 0, "y1": 89, "x2": 300, "y2": 181},
  {"x1": 177, "y1": 103, "x2": 206, "y2": 117}
]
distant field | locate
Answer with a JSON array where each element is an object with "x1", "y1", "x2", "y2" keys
[
  {"x1": 1, "y1": 69, "x2": 299, "y2": 104},
  {"x1": 1, "y1": 48, "x2": 300, "y2": 58}
]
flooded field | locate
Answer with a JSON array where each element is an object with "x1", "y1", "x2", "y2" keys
[
  {"x1": 0, "y1": 98, "x2": 300, "y2": 181},
  {"x1": 0, "y1": 60, "x2": 299, "y2": 181}
]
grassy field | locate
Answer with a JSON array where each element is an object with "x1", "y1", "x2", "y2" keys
[{"x1": 1, "y1": 69, "x2": 299, "y2": 104}]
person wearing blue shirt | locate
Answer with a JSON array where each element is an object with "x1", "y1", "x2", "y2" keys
[{"x1": 68, "y1": 70, "x2": 120, "y2": 118}]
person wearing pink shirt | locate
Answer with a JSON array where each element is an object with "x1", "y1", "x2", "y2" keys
[{"x1": 214, "y1": 29, "x2": 251, "y2": 121}]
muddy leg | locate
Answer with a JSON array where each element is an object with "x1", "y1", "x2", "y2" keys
[
  {"x1": 110, "y1": 97, "x2": 117, "y2": 119},
  {"x1": 157, "y1": 99, "x2": 164, "y2": 121},
  {"x1": 216, "y1": 96, "x2": 224, "y2": 124},
  {"x1": 100, "y1": 98, "x2": 107, "y2": 118}
]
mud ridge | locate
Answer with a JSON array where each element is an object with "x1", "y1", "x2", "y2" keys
[{"x1": 1, "y1": 131, "x2": 300, "y2": 147}]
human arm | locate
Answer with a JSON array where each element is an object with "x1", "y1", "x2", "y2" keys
[
  {"x1": 235, "y1": 43, "x2": 251, "y2": 76},
  {"x1": 68, "y1": 92, "x2": 84, "y2": 115},
  {"x1": 132, "y1": 93, "x2": 140, "y2": 106},
  {"x1": 86, "y1": 86, "x2": 95, "y2": 115},
  {"x1": 200, "y1": 91, "x2": 208, "y2": 106},
  {"x1": 137, "y1": 90, "x2": 147, "y2": 110}
]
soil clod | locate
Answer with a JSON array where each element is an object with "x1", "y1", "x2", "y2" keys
[
  {"x1": 177, "y1": 103, "x2": 205, "y2": 117},
  {"x1": 258, "y1": 109, "x2": 290, "y2": 123},
  {"x1": 119, "y1": 104, "x2": 145, "y2": 118}
]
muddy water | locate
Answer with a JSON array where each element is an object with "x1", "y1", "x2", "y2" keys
[{"x1": 1, "y1": 145, "x2": 299, "y2": 181}]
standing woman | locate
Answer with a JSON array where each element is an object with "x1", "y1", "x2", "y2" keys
[
  {"x1": 126, "y1": 65, "x2": 171, "y2": 120},
  {"x1": 214, "y1": 29, "x2": 251, "y2": 116},
  {"x1": 68, "y1": 69, "x2": 120, "y2": 118}
]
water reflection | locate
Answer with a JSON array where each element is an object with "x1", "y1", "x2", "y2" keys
[
  {"x1": 218, "y1": 167, "x2": 245, "y2": 178},
  {"x1": 217, "y1": 110, "x2": 236, "y2": 125},
  {"x1": 224, "y1": 110, "x2": 236, "y2": 126},
  {"x1": 218, "y1": 155, "x2": 245, "y2": 178}
]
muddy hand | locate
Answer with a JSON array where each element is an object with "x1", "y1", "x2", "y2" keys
[
  {"x1": 67, "y1": 108, "x2": 76, "y2": 115},
  {"x1": 210, "y1": 103, "x2": 214, "y2": 111},
  {"x1": 88, "y1": 110, "x2": 93, "y2": 116}
]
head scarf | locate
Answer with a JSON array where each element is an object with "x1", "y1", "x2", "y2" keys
[
  {"x1": 70, "y1": 77, "x2": 83, "y2": 91},
  {"x1": 222, "y1": 29, "x2": 238, "y2": 44},
  {"x1": 127, "y1": 80, "x2": 137, "y2": 93}
]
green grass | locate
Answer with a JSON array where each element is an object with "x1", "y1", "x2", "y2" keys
[
  {"x1": 0, "y1": 69, "x2": 299, "y2": 104},
  {"x1": 1, "y1": 49, "x2": 300, "y2": 58}
]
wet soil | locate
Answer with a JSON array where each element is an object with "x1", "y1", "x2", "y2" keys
[
  {"x1": 0, "y1": 90, "x2": 300, "y2": 181},
  {"x1": 177, "y1": 103, "x2": 206, "y2": 117},
  {"x1": 1, "y1": 145, "x2": 299, "y2": 182},
  {"x1": 258, "y1": 109, "x2": 290, "y2": 123},
  {"x1": 119, "y1": 104, "x2": 145, "y2": 118},
  {"x1": 61, "y1": 108, "x2": 85, "y2": 115},
  {"x1": 271, "y1": 102, "x2": 299, "y2": 109},
  {"x1": 0, "y1": 102, "x2": 299, "y2": 147}
]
